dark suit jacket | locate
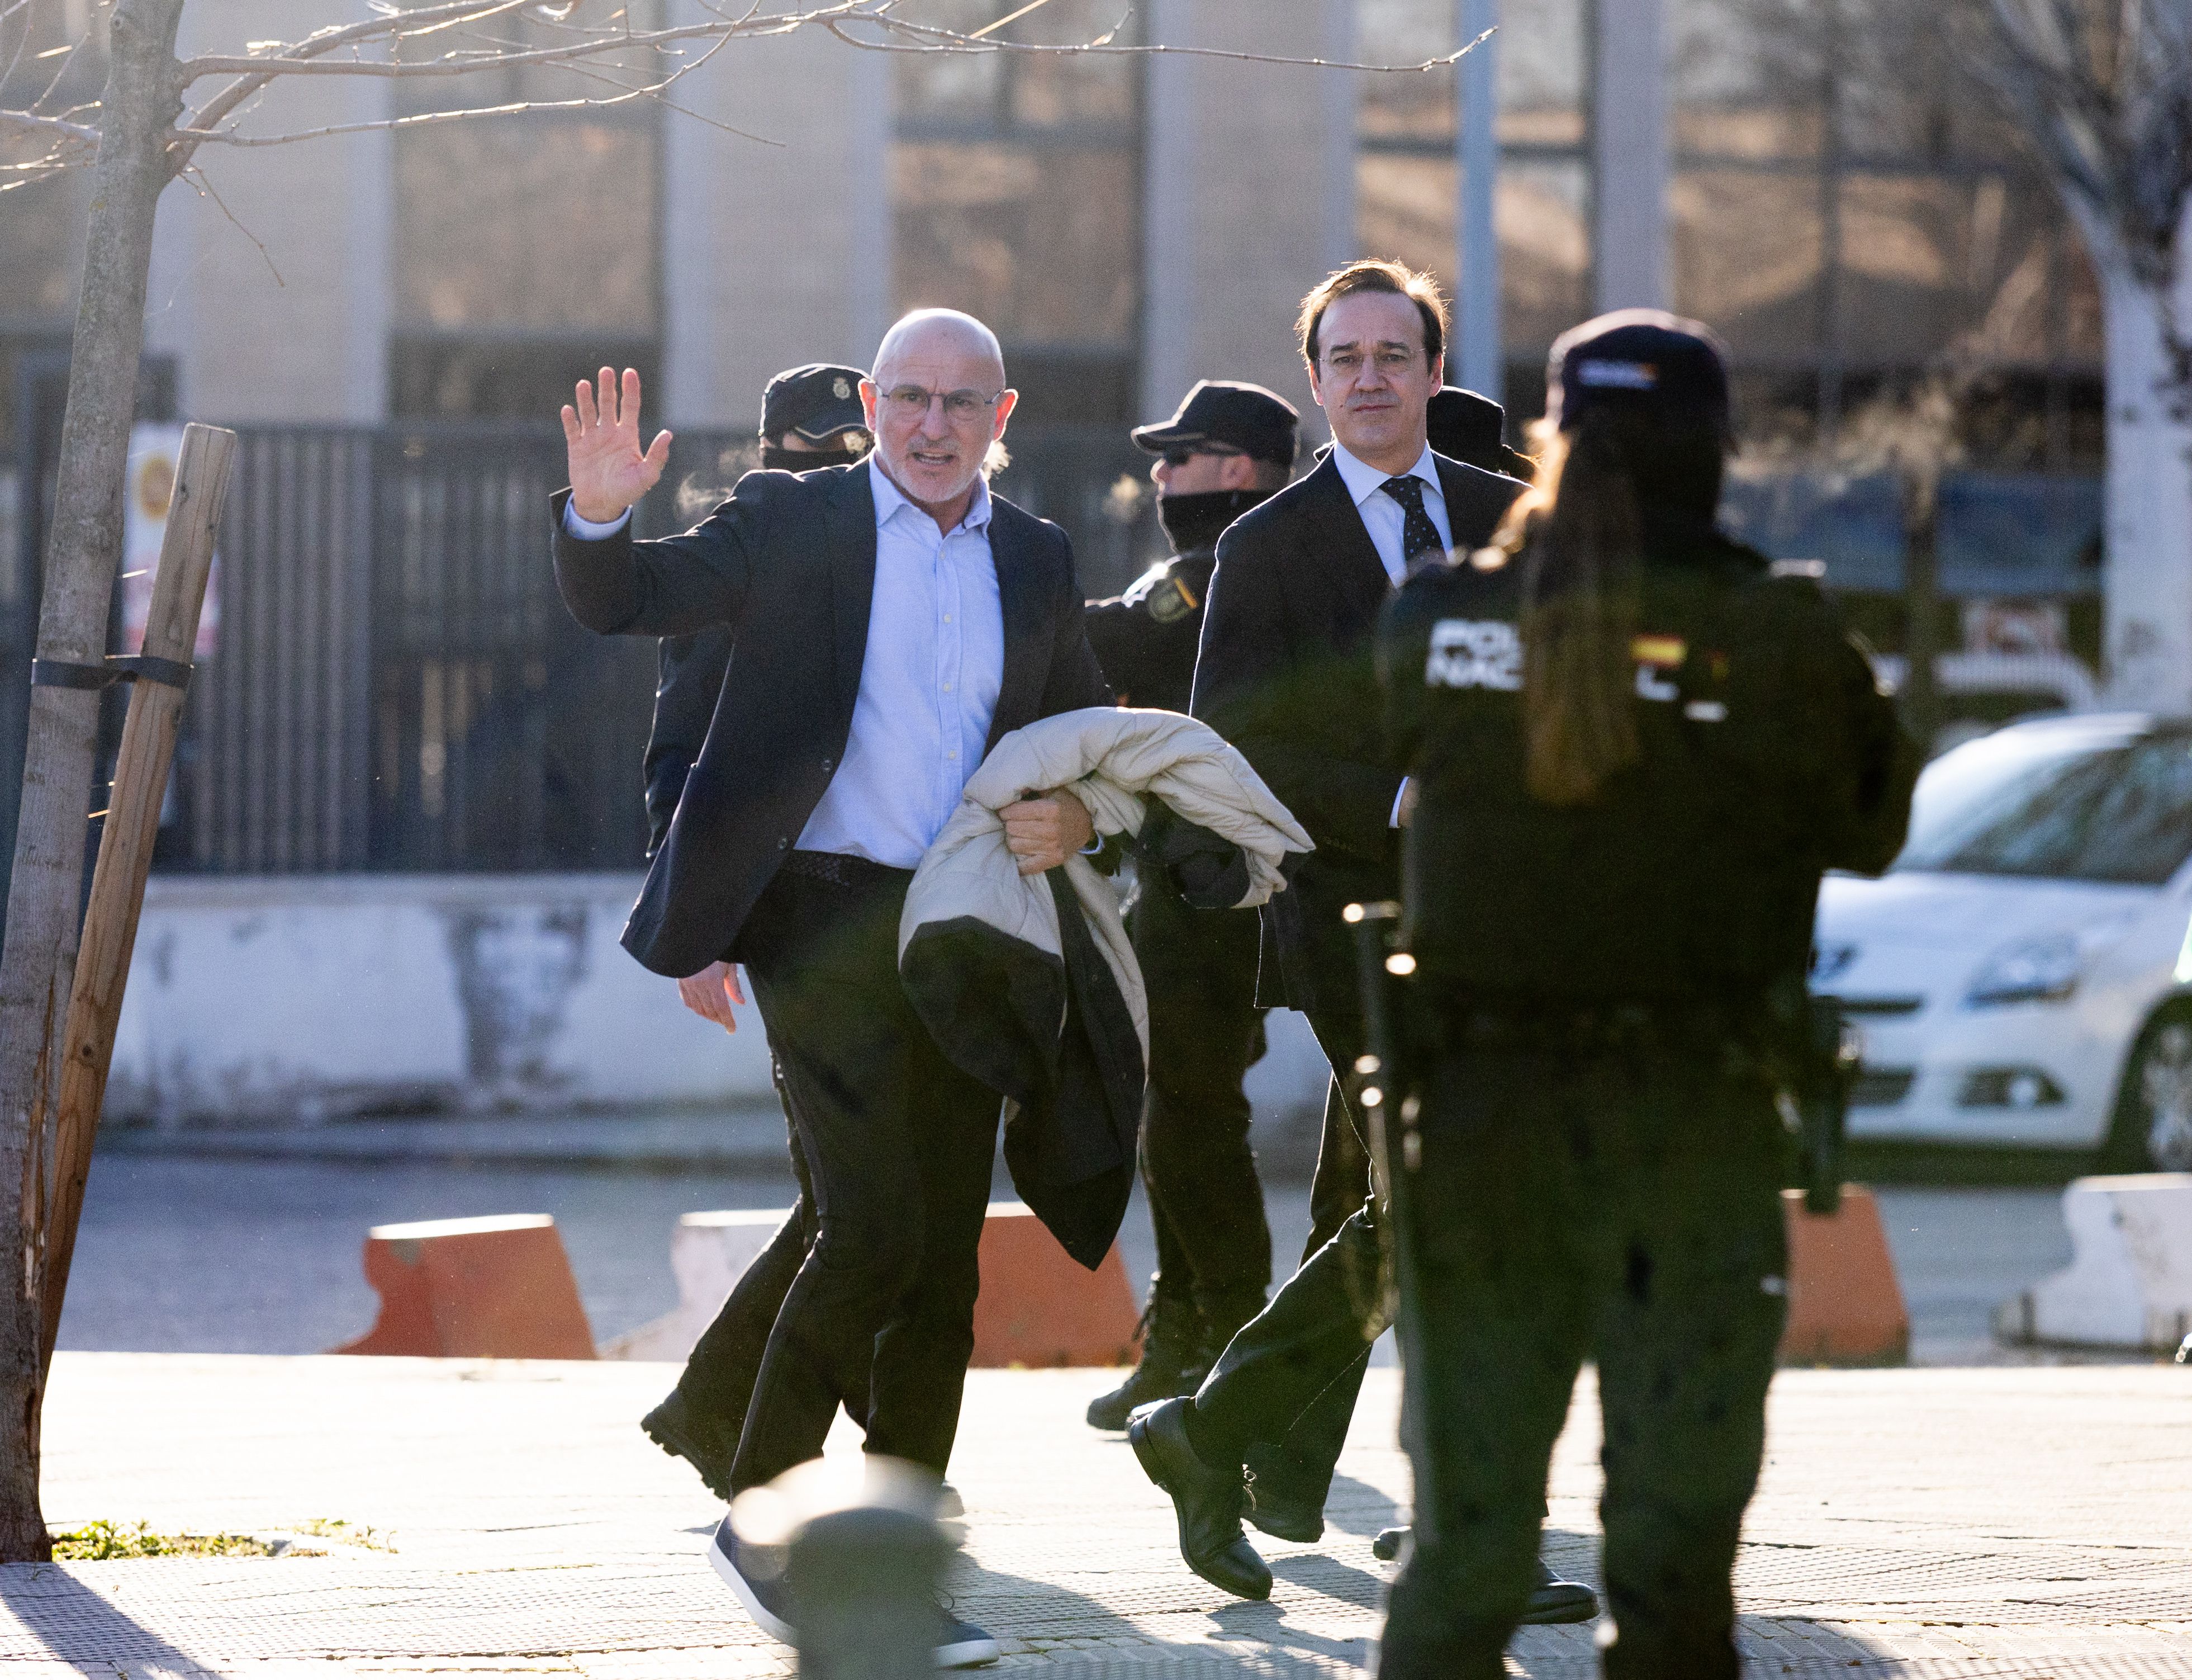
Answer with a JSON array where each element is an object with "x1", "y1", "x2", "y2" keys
[
  {"x1": 642, "y1": 629, "x2": 730, "y2": 860},
  {"x1": 1189, "y1": 450, "x2": 1524, "y2": 1014},
  {"x1": 553, "y1": 462, "x2": 1112, "y2": 977}
]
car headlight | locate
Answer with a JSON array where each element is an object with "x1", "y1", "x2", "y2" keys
[{"x1": 1965, "y1": 932, "x2": 2083, "y2": 1007}]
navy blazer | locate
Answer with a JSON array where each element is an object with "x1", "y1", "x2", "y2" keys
[
  {"x1": 552, "y1": 462, "x2": 1112, "y2": 977},
  {"x1": 1189, "y1": 450, "x2": 1524, "y2": 1014}
]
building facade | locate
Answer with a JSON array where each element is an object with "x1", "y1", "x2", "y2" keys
[{"x1": 1, "y1": 0, "x2": 2108, "y2": 881}]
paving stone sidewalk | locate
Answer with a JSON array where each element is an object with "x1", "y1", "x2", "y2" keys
[{"x1": 4, "y1": 1354, "x2": 2185, "y2": 1677}]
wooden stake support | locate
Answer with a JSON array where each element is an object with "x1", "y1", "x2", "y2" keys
[{"x1": 39, "y1": 422, "x2": 235, "y2": 1374}]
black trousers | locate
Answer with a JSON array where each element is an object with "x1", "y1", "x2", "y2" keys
[
  {"x1": 727, "y1": 859, "x2": 1002, "y2": 1493},
  {"x1": 1378, "y1": 1027, "x2": 1788, "y2": 1680},
  {"x1": 1132, "y1": 885, "x2": 1271, "y2": 1323},
  {"x1": 1188, "y1": 1010, "x2": 1380, "y2": 1507},
  {"x1": 676, "y1": 1064, "x2": 872, "y2": 1442}
]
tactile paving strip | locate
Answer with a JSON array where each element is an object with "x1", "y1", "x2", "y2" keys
[{"x1": 0, "y1": 1355, "x2": 2179, "y2": 1678}]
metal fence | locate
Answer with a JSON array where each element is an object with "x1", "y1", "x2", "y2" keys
[
  {"x1": 156, "y1": 421, "x2": 1158, "y2": 877},
  {"x1": 0, "y1": 416, "x2": 2116, "y2": 884}
]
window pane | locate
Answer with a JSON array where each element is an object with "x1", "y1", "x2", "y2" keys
[
  {"x1": 1898, "y1": 733, "x2": 2192, "y2": 886},
  {"x1": 1358, "y1": 153, "x2": 1456, "y2": 296},
  {"x1": 1500, "y1": 158, "x2": 1590, "y2": 352},
  {"x1": 1671, "y1": 168, "x2": 1823, "y2": 362},
  {"x1": 892, "y1": 142, "x2": 1138, "y2": 343},
  {"x1": 395, "y1": 121, "x2": 658, "y2": 334},
  {"x1": 895, "y1": 0, "x2": 1003, "y2": 124},
  {"x1": 1499, "y1": 0, "x2": 1586, "y2": 148},
  {"x1": 0, "y1": 164, "x2": 82, "y2": 319},
  {"x1": 895, "y1": 0, "x2": 1137, "y2": 127},
  {"x1": 1838, "y1": 172, "x2": 1979, "y2": 368},
  {"x1": 1358, "y1": 0, "x2": 1455, "y2": 144},
  {"x1": 1007, "y1": 0, "x2": 1138, "y2": 126},
  {"x1": 1671, "y1": 0, "x2": 1823, "y2": 159}
]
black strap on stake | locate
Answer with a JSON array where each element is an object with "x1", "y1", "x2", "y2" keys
[{"x1": 31, "y1": 654, "x2": 194, "y2": 692}]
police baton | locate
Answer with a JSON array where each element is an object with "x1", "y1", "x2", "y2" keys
[{"x1": 1799, "y1": 995, "x2": 1860, "y2": 1217}]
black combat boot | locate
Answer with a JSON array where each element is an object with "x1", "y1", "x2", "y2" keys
[{"x1": 1085, "y1": 1291, "x2": 1206, "y2": 1431}]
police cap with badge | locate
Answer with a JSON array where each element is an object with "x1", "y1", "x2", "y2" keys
[
  {"x1": 1545, "y1": 309, "x2": 1733, "y2": 441},
  {"x1": 1131, "y1": 379, "x2": 1301, "y2": 470},
  {"x1": 761, "y1": 362, "x2": 870, "y2": 448},
  {"x1": 1127, "y1": 381, "x2": 1301, "y2": 624}
]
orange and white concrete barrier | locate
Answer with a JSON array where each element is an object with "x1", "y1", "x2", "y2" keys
[
  {"x1": 971, "y1": 1202, "x2": 1140, "y2": 1368},
  {"x1": 331, "y1": 1213, "x2": 595, "y2": 1360},
  {"x1": 1778, "y1": 1186, "x2": 1909, "y2": 1365}
]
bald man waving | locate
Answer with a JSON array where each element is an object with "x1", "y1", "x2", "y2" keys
[{"x1": 552, "y1": 311, "x2": 1111, "y2": 1665}]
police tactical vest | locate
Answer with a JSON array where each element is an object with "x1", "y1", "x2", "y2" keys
[{"x1": 1379, "y1": 531, "x2": 1902, "y2": 1004}]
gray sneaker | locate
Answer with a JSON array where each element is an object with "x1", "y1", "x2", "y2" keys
[
  {"x1": 933, "y1": 1603, "x2": 1000, "y2": 1669},
  {"x1": 708, "y1": 1516, "x2": 795, "y2": 1644}
]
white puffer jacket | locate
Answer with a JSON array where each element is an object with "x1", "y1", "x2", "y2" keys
[{"x1": 898, "y1": 706, "x2": 1312, "y2": 1266}]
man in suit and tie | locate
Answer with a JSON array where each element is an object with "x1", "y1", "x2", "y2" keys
[
  {"x1": 552, "y1": 309, "x2": 1111, "y2": 1667},
  {"x1": 1129, "y1": 262, "x2": 1593, "y2": 1625}
]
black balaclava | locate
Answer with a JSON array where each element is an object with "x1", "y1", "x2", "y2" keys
[
  {"x1": 1156, "y1": 485, "x2": 1276, "y2": 556},
  {"x1": 761, "y1": 440, "x2": 868, "y2": 473}
]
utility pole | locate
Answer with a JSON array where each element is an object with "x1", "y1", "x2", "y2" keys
[{"x1": 1456, "y1": 0, "x2": 1502, "y2": 400}]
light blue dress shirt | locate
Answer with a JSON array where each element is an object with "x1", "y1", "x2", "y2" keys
[
  {"x1": 561, "y1": 464, "x2": 1017, "y2": 867},
  {"x1": 559, "y1": 463, "x2": 1008, "y2": 870},
  {"x1": 1328, "y1": 439, "x2": 1455, "y2": 583},
  {"x1": 795, "y1": 461, "x2": 1004, "y2": 866}
]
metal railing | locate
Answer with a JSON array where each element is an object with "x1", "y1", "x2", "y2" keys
[{"x1": 155, "y1": 422, "x2": 1159, "y2": 876}]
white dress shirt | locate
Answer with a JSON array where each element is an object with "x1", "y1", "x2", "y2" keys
[
  {"x1": 1324, "y1": 439, "x2": 1451, "y2": 827},
  {"x1": 1327, "y1": 439, "x2": 1455, "y2": 584},
  {"x1": 562, "y1": 460, "x2": 1005, "y2": 869}
]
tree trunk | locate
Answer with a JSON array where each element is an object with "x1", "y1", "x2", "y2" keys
[
  {"x1": 2095, "y1": 249, "x2": 2192, "y2": 714},
  {"x1": 0, "y1": 0, "x2": 183, "y2": 1560}
]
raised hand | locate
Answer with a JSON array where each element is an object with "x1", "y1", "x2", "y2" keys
[{"x1": 562, "y1": 366, "x2": 672, "y2": 524}]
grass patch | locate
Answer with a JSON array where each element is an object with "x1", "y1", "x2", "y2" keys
[
  {"x1": 290, "y1": 1517, "x2": 396, "y2": 1552},
  {"x1": 51, "y1": 1520, "x2": 280, "y2": 1560}
]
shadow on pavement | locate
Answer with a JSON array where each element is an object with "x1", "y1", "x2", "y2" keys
[
  {"x1": 1318, "y1": 1470, "x2": 1402, "y2": 1539},
  {"x1": 0, "y1": 1560, "x2": 213, "y2": 1672}
]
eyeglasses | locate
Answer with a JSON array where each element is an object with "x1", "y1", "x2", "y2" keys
[
  {"x1": 1320, "y1": 347, "x2": 1426, "y2": 378},
  {"x1": 880, "y1": 385, "x2": 1005, "y2": 424},
  {"x1": 1160, "y1": 445, "x2": 1249, "y2": 468}
]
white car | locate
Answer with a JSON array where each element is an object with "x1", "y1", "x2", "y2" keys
[{"x1": 1815, "y1": 712, "x2": 2192, "y2": 1172}]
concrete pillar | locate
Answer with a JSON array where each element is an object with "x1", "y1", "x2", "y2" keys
[
  {"x1": 1591, "y1": 0, "x2": 1670, "y2": 314},
  {"x1": 660, "y1": 6, "x2": 889, "y2": 429},
  {"x1": 151, "y1": 0, "x2": 391, "y2": 422},
  {"x1": 1141, "y1": 0, "x2": 1356, "y2": 428},
  {"x1": 1455, "y1": 0, "x2": 1502, "y2": 399}
]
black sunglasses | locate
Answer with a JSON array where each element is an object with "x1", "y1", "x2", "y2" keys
[{"x1": 1160, "y1": 445, "x2": 1249, "y2": 468}]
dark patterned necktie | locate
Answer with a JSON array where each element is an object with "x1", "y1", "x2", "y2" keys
[{"x1": 1382, "y1": 474, "x2": 1445, "y2": 574}]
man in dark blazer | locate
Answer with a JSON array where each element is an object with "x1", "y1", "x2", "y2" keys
[
  {"x1": 635, "y1": 364, "x2": 875, "y2": 1501},
  {"x1": 552, "y1": 310, "x2": 1109, "y2": 1667},
  {"x1": 1131, "y1": 262, "x2": 1593, "y2": 1625}
]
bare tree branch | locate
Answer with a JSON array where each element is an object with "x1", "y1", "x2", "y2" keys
[
  {"x1": 0, "y1": 107, "x2": 97, "y2": 147},
  {"x1": 17, "y1": 2, "x2": 1486, "y2": 171}
]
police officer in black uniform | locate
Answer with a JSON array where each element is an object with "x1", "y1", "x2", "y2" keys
[
  {"x1": 1372, "y1": 312, "x2": 1918, "y2": 1679},
  {"x1": 639, "y1": 363, "x2": 872, "y2": 1496},
  {"x1": 1426, "y1": 385, "x2": 1535, "y2": 482},
  {"x1": 1080, "y1": 380, "x2": 1302, "y2": 1429}
]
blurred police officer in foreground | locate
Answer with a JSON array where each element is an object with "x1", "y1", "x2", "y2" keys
[
  {"x1": 1372, "y1": 312, "x2": 1918, "y2": 1678},
  {"x1": 1078, "y1": 381, "x2": 1300, "y2": 1429},
  {"x1": 640, "y1": 363, "x2": 873, "y2": 1497}
]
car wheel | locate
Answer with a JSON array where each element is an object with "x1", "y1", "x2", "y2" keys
[{"x1": 2104, "y1": 1002, "x2": 2192, "y2": 1173}]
